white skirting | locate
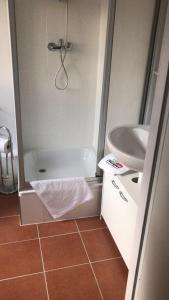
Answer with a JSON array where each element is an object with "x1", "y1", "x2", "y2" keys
[{"x1": 20, "y1": 180, "x2": 102, "y2": 225}]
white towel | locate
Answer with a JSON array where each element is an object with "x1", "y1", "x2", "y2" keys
[{"x1": 30, "y1": 177, "x2": 93, "y2": 219}]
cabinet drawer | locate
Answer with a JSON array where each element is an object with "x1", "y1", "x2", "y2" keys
[{"x1": 101, "y1": 172, "x2": 137, "y2": 268}]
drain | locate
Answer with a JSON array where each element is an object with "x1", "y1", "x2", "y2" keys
[
  {"x1": 38, "y1": 169, "x2": 46, "y2": 173},
  {"x1": 131, "y1": 177, "x2": 139, "y2": 183}
]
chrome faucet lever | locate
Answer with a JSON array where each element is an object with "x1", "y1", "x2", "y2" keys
[
  {"x1": 47, "y1": 42, "x2": 61, "y2": 51},
  {"x1": 47, "y1": 39, "x2": 72, "y2": 52}
]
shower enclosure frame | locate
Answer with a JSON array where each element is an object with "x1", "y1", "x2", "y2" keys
[
  {"x1": 139, "y1": 0, "x2": 169, "y2": 125},
  {"x1": 8, "y1": 0, "x2": 117, "y2": 191}
]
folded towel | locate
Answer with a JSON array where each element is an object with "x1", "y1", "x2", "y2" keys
[{"x1": 30, "y1": 177, "x2": 93, "y2": 218}]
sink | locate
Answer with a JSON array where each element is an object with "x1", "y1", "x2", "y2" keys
[{"x1": 106, "y1": 125, "x2": 149, "y2": 172}]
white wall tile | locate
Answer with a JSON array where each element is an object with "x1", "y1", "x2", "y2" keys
[{"x1": 15, "y1": 0, "x2": 103, "y2": 151}]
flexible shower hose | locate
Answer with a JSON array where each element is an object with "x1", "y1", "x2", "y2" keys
[
  {"x1": 54, "y1": 0, "x2": 69, "y2": 90},
  {"x1": 54, "y1": 46, "x2": 69, "y2": 90}
]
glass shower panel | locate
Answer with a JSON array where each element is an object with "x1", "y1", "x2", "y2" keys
[{"x1": 14, "y1": 0, "x2": 108, "y2": 181}]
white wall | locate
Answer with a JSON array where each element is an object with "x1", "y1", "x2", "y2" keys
[
  {"x1": 106, "y1": 0, "x2": 155, "y2": 136},
  {"x1": 15, "y1": 0, "x2": 105, "y2": 152},
  {"x1": 0, "y1": 0, "x2": 17, "y2": 151}
]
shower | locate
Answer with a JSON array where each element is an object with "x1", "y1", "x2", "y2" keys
[
  {"x1": 48, "y1": 0, "x2": 72, "y2": 90},
  {"x1": 12, "y1": 0, "x2": 110, "y2": 223}
]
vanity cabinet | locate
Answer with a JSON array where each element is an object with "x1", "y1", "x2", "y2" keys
[{"x1": 101, "y1": 172, "x2": 138, "y2": 268}]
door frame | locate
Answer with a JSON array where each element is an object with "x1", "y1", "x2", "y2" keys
[{"x1": 125, "y1": 2, "x2": 169, "y2": 299}]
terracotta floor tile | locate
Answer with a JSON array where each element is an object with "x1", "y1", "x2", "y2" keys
[
  {"x1": 41, "y1": 233, "x2": 88, "y2": 270},
  {"x1": 0, "y1": 240, "x2": 42, "y2": 279},
  {"x1": 0, "y1": 216, "x2": 37, "y2": 244},
  {"x1": 0, "y1": 193, "x2": 19, "y2": 217},
  {"x1": 38, "y1": 220, "x2": 77, "y2": 237},
  {"x1": 0, "y1": 274, "x2": 48, "y2": 300},
  {"x1": 81, "y1": 228, "x2": 120, "y2": 261},
  {"x1": 46, "y1": 264, "x2": 102, "y2": 300},
  {"x1": 76, "y1": 216, "x2": 106, "y2": 231},
  {"x1": 92, "y1": 259, "x2": 128, "y2": 300}
]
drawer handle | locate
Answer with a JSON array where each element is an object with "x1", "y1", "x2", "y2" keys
[
  {"x1": 119, "y1": 191, "x2": 128, "y2": 202},
  {"x1": 112, "y1": 180, "x2": 119, "y2": 189}
]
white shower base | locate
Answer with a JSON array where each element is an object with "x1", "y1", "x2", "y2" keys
[
  {"x1": 20, "y1": 148, "x2": 102, "y2": 225},
  {"x1": 24, "y1": 148, "x2": 97, "y2": 181}
]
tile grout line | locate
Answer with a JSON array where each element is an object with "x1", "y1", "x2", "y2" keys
[
  {"x1": 0, "y1": 271, "x2": 44, "y2": 283},
  {"x1": 39, "y1": 227, "x2": 107, "y2": 240},
  {"x1": 78, "y1": 227, "x2": 107, "y2": 233},
  {"x1": 75, "y1": 221, "x2": 104, "y2": 300},
  {"x1": 91, "y1": 256, "x2": 122, "y2": 264},
  {"x1": 46, "y1": 262, "x2": 90, "y2": 273},
  {"x1": 0, "y1": 237, "x2": 39, "y2": 247},
  {"x1": 36, "y1": 225, "x2": 50, "y2": 300},
  {"x1": 0, "y1": 227, "x2": 108, "y2": 247},
  {"x1": 45, "y1": 256, "x2": 122, "y2": 273},
  {"x1": 40, "y1": 231, "x2": 78, "y2": 239},
  {"x1": 0, "y1": 257, "x2": 123, "y2": 284},
  {"x1": 0, "y1": 232, "x2": 84, "y2": 247}
]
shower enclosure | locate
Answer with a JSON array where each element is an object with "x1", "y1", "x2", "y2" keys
[{"x1": 9, "y1": 0, "x2": 114, "y2": 223}]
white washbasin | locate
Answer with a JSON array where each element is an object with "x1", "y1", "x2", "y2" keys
[{"x1": 106, "y1": 125, "x2": 149, "y2": 172}]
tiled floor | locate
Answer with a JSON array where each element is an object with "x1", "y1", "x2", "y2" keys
[{"x1": 0, "y1": 193, "x2": 128, "y2": 300}]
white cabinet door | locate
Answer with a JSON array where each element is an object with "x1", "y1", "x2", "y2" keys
[{"x1": 101, "y1": 172, "x2": 137, "y2": 268}]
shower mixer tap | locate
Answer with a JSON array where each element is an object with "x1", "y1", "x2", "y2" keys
[
  {"x1": 47, "y1": 39, "x2": 72, "y2": 51},
  {"x1": 47, "y1": 42, "x2": 60, "y2": 51}
]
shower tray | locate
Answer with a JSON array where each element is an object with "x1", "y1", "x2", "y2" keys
[{"x1": 19, "y1": 147, "x2": 102, "y2": 225}]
